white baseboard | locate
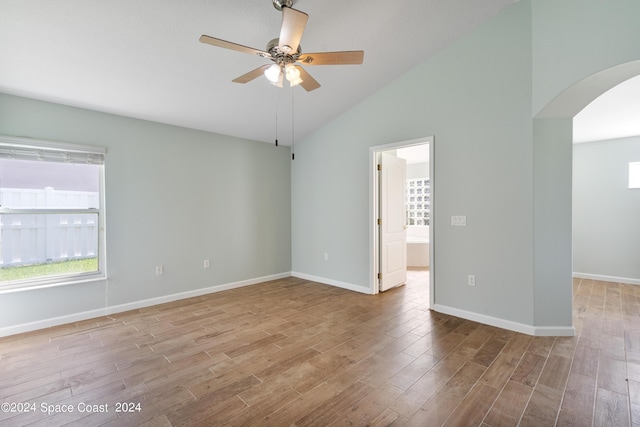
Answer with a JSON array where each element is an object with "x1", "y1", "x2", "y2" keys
[
  {"x1": 573, "y1": 272, "x2": 640, "y2": 286},
  {"x1": 105, "y1": 272, "x2": 291, "y2": 316},
  {"x1": 432, "y1": 304, "x2": 575, "y2": 337},
  {"x1": 0, "y1": 272, "x2": 291, "y2": 338},
  {"x1": 291, "y1": 271, "x2": 372, "y2": 295},
  {"x1": 2, "y1": 271, "x2": 583, "y2": 338},
  {"x1": 0, "y1": 307, "x2": 110, "y2": 338}
]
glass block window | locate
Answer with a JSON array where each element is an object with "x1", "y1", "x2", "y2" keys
[{"x1": 406, "y1": 178, "x2": 430, "y2": 225}]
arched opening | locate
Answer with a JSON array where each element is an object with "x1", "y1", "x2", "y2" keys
[
  {"x1": 572, "y1": 75, "x2": 640, "y2": 284},
  {"x1": 532, "y1": 60, "x2": 640, "y2": 333},
  {"x1": 537, "y1": 61, "x2": 640, "y2": 119}
]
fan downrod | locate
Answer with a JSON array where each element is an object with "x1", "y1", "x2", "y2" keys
[{"x1": 272, "y1": 0, "x2": 293, "y2": 11}]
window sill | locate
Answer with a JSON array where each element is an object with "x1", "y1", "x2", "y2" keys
[{"x1": 0, "y1": 272, "x2": 106, "y2": 294}]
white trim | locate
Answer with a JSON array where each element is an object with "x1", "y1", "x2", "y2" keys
[
  {"x1": 0, "y1": 273, "x2": 106, "y2": 295},
  {"x1": 291, "y1": 271, "x2": 372, "y2": 295},
  {"x1": 0, "y1": 307, "x2": 111, "y2": 338},
  {"x1": 573, "y1": 272, "x2": 640, "y2": 286},
  {"x1": 432, "y1": 303, "x2": 575, "y2": 337},
  {"x1": 0, "y1": 272, "x2": 291, "y2": 338},
  {"x1": 429, "y1": 139, "x2": 435, "y2": 308},
  {"x1": 369, "y1": 147, "x2": 379, "y2": 294},
  {"x1": 0, "y1": 270, "x2": 581, "y2": 338},
  {"x1": 105, "y1": 272, "x2": 291, "y2": 315},
  {"x1": 533, "y1": 326, "x2": 576, "y2": 337}
]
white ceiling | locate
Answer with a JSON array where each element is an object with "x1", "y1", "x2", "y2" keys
[
  {"x1": 0, "y1": 0, "x2": 516, "y2": 145},
  {"x1": 1, "y1": 1, "x2": 635, "y2": 146},
  {"x1": 573, "y1": 74, "x2": 640, "y2": 144}
]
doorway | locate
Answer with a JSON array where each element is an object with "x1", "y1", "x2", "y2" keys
[{"x1": 369, "y1": 137, "x2": 434, "y2": 308}]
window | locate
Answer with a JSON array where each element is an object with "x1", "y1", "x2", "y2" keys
[
  {"x1": 630, "y1": 162, "x2": 640, "y2": 189},
  {"x1": 0, "y1": 136, "x2": 106, "y2": 291},
  {"x1": 406, "y1": 177, "x2": 430, "y2": 226}
]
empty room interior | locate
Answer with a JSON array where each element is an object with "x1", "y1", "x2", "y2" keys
[{"x1": 1, "y1": 1, "x2": 640, "y2": 425}]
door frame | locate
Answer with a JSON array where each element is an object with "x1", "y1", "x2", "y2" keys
[{"x1": 369, "y1": 136, "x2": 435, "y2": 308}]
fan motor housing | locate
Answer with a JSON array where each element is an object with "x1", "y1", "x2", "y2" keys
[
  {"x1": 272, "y1": 0, "x2": 293, "y2": 11},
  {"x1": 266, "y1": 38, "x2": 301, "y2": 63}
]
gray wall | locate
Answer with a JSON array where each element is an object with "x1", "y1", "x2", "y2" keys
[
  {"x1": 0, "y1": 93, "x2": 291, "y2": 331},
  {"x1": 292, "y1": 2, "x2": 536, "y2": 325},
  {"x1": 291, "y1": 0, "x2": 640, "y2": 334},
  {"x1": 573, "y1": 136, "x2": 640, "y2": 282}
]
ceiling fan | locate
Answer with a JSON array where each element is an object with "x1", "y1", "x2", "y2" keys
[{"x1": 199, "y1": 0, "x2": 364, "y2": 92}]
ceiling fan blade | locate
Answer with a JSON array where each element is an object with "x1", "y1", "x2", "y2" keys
[
  {"x1": 297, "y1": 51, "x2": 364, "y2": 65},
  {"x1": 279, "y1": 7, "x2": 308, "y2": 54},
  {"x1": 199, "y1": 35, "x2": 268, "y2": 57},
  {"x1": 232, "y1": 65, "x2": 272, "y2": 84},
  {"x1": 295, "y1": 66, "x2": 320, "y2": 92}
]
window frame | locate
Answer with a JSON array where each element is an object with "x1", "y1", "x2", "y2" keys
[
  {"x1": 0, "y1": 136, "x2": 107, "y2": 293},
  {"x1": 630, "y1": 161, "x2": 640, "y2": 189}
]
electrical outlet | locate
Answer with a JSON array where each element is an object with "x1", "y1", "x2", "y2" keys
[
  {"x1": 468, "y1": 274, "x2": 476, "y2": 287},
  {"x1": 324, "y1": 253, "x2": 329, "y2": 261},
  {"x1": 156, "y1": 265, "x2": 164, "y2": 275},
  {"x1": 204, "y1": 259, "x2": 210, "y2": 268}
]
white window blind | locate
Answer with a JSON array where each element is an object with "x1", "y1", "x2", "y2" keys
[{"x1": 0, "y1": 136, "x2": 105, "y2": 165}]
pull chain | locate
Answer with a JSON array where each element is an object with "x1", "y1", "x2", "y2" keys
[
  {"x1": 291, "y1": 87, "x2": 295, "y2": 160},
  {"x1": 274, "y1": 85, "x2": 278, "y2": 147}
]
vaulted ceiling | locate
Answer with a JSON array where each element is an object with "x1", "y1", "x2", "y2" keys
[
  {"x1": 1, "y1": 1, "x2": 637, "y2": 145},
  {"x1": 1, "y1": 0, "x2": 517, "y2": 144}
]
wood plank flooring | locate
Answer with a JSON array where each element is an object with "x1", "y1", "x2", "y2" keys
[{"x1": 1, "y1": 271, "x2": 639, "y2": 426}]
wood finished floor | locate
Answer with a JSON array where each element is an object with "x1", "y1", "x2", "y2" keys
[{"x1": 1, "y1": 271, "x2": 639, "y2": 426}]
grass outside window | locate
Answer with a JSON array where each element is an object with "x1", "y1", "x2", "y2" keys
[{"x1": 0, "y1": 258, "x2": 98, "y2": 283}]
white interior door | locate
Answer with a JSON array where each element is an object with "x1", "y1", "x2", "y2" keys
[{"x1": 379, "y1": 152, "x2": 407, "y2": 292}]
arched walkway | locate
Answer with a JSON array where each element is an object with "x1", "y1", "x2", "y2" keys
[{"x1": 532, "y1": 60, "x2": 640, "y2": 331}]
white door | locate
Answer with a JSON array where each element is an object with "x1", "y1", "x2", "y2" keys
[{"x1": 379, "y1": 152, "x2": 407, "y2": 292}]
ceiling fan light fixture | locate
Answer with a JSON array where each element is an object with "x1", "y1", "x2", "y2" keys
[
  {"x1": 289, "y1": 76, "x2": 303, "y2": 87},
  {"x1": 274, "y1": 72, "x2": 285, "y2": 88},
  {"x1": 264, "y1": 63, "x2": 282, "y2": 83},
  {"x1": 284, "y1": 63, "x2": 302, "y2": 87},
  {"x1": 270, "y1": 73, "x2": 284, "y2": 88}
]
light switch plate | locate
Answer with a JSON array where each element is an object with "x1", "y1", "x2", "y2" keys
[{"x1": 451, "y1": 215, "x2": 467, "y2": 226}]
